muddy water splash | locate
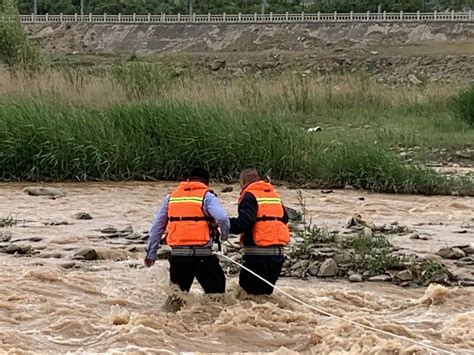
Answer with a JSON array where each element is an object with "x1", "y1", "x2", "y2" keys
[{"x1": 0, "y1": 183, "x2": 473, "y2": 353}]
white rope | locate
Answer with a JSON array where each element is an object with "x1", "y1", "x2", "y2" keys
[{"x1": 216, "y1": 252, "x2": 457, "y2": 355}]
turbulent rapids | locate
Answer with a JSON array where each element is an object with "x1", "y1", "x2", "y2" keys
[{"x1": 0, "y1": 182, "x2": 473, "y2": 354}]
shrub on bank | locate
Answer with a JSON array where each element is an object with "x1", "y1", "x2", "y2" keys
[{"x1": 0, "y1": 3, "x2": 43, "y2": 74}]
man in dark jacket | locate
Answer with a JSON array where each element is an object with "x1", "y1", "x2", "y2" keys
[{"x1": 230, "y1": 167, "x2": 290, "y2": 295}]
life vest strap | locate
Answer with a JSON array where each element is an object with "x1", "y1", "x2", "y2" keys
[
  {"x1": 171, "y1": 246, "x2": 213, "y2": 256},
  {"x1": 256, "y1": 216, "x2": 285, "y2": 222},
  {"x1": 244, "y1": 246, "x2": 284, "y2": 256},
  {"x1": 168, "y1": 216, "x2": 213, "y2": 222}
]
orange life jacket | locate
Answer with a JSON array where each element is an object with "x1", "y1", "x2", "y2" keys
[
  {"x1": 166, "y1": 181, "x2": 211, "y2": 247},
  {"x1": 239, "y1": 180, "x2": 290, "y2": 247}
]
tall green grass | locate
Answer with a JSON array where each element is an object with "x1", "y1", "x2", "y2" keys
[
  {"x1": 0, "y1": 100, "x2": 472, "y2": 195},
  {"x1": 452, "y1": 83, "x2": 474, "y2": 127}
]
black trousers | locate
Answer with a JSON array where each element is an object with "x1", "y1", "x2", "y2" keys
[
  {"x1": 239, "y1": 259, "x2": 284, "y2": 295},
  {"x1": 169, "y1": 255, "x2": 225, "y2": 294}
]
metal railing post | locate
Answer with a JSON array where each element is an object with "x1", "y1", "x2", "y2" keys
[
  {"x1": 383, "y1": 11, "x2": 386, "y2": 21},
  {"x1": 400, "y1": 10, "x2": 403, "y2": 21},
  {"x1": 132, "y1": 13, "x2": 136, "y2": 22},
  {"x1": 193, "y1": 12, "x2": 196, "y2": 22},
  {"x1": 177, "y1": 13, "x2": 181, "y2": 23},
  {"x1": 350, "y1": 11, "x2": 353, "y2": 21},
  {"x1": 317, "y1": 12, "x2": 320, "y2": 21},
  {"x1": 208, "y1": 13, "x2": 211, "y2": 22},
  {"x1": 434, "y1": 10, "x2": 437, "y2": 21},
  {"x1": 302, "y1": 11, "x2": 305, "y2": 22},
  {"x1": 45, "y1": 13, "x2": 49, "y2": 22},
  {"x1": 254, "y1": 12, "x2": 257, "y2": 22},
  {"x1": 223, "y1": 12, "x2": 226, "y2": 22},
  {"x1": 451, "y1": 10, "x2": 454, "y2": 21},
  {"x1": 286, "y1": 12, "x2": 289, "y2": 22},
  {"x1": 74, "y1": 13, "x2": 78, "y2": 22},
  {"x1": 104, "y1": 13, "x2": 107, "y2": 22},
  {"x1": 60, "y1": 13, "x2": 63, "y2": 22},
  {"x1": 334, "y1": 11, "x2": 337, "y2": 21},
  {"x1": 469, "y1": 10, "x2": 472, "y2": 21},
  {"x1": 238, "y1": 12, "x2": 241, "y2": 23},
  {"x1": 417, "y1": 11, "x2": 420, "y2": 21},
  {"x1": 148, "y1": 13, "x2": 151, "y2": 23},
  {"x1": 118, "y1": 13, "x2": 121, "y2": 23},
  {"x1": 270, "y1": 12, "x2": 273, "y2": 22},
  {"x1": 367, "y1": 11, "x2": 370, "y2": 21}
]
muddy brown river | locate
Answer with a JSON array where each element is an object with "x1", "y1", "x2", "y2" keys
[{"x1": 0, "y1": 182, "x2": 473, "y2": 354}]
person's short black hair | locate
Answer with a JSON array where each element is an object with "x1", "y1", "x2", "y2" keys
[{"x1": 189, "y1": 167, "x2": 210, "y2": 184}]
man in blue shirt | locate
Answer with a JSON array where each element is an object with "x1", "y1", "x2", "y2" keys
[{"x1": 144, "y1": 168, "x2": 230, "y2": 296}]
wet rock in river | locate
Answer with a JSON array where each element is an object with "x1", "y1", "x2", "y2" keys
[
  {"x1": 6, "y1": 243, "x2": 32, "y2": 254},
  {"x1": 29, "y1": 237, "x2": 43, "y2": 242},
  {"x1": 317, "y1": 258, "x2": 338, "y2": 277},
  {"x1": 333, "y1": 251, "x2": 353, "y2": 264},
  {"x1": 458, "y1": 280, "x2": 474, "y2": 287},
  {"x1": 369, "y1": 274, "x2": 392, "y2": 282},
  {"x1": 74, "y1": 248, "x2": 100, "y2": 261},
  {"x1": 308, "y1": 262, "x2": 320, "y2": 276},
  {"x1": 60, "y1": 262, "x2": 77, "y2": 269},
  {"x1": 120, "y1": 225, "x2": 133, "y2": 235},
  {"x1": 221, "y1": 186, "x2": 233, "y2": 193},
  {"x1": 24, "y1": 186, "x2": 66, "y2": 198},
  {"x1": 410, "y1": 233, "x2": 431, "y2": 241},
  {"x1": 44, "y1": 219, "x2": 70, "y2": 226},
  {"x1": 285, "y1": 207, "x2": 302, "y2": 222},
  {"x1": 291, "y1": 261, "x2": 304, "y2": 271},
  {"x1": 38, "y1": 252, "x2": 63, "y2": 259},
  {"x1": 128, "y1": 246, "x2": 146, "y2": 253},
  {"x1": 349, "y1": 273, "x2": 363, "y2": 282},
  {"x1": 101, "y1": 227, "x2": 118, "y2": 234},
  {"x1": 0, "y1": 231, "x2": 12, "y2": 243},
  {"x1": 363, "y1": 227, "x2": 373, "y2": 238},
  {"x1": 395, "y1": 270, "x2": 414, "y2": 282},
  {"x1": 462, "y1": 246, "x2": 474, "y2": 255},
  {"x1": 437, "y1": 247, "x2": 465, "y2": 260},
  {"x1": 124, "y1": 232, "x2": 143, "y2": 240},
  {"x1": 346, "y1": 213, "x2": 363, "y2": 228},
  {"x1": 74, "y1": 212, "x2": 93, "y2": 220}
]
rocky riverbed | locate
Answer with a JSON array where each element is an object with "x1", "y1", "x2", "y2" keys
[{"x1": 0, "y1": 182, "x2": 473, "y2": 353}]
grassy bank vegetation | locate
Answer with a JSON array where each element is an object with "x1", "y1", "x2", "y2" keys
[{"x1": 0, "y1": 61, "x2": 473, "y2": 194}]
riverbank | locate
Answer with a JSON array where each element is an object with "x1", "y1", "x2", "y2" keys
[{"x1": 1, "y1": 66, "x2": 473, "y2": 194}]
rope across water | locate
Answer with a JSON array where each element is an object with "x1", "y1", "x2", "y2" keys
[{"x1": 216, "y1": 252, "x2": 465, "y2": 355}]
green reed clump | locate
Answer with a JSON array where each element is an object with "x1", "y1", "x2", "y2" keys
[
  {"x1": 452, "y1": 83, "x2": 474, "y2": 127},
  {"x1": 110, "y1": 62, "x2": 172, "y2": 99},
  {"x1": 0, "y1": 100, "x2": 472, "y2": 195}
]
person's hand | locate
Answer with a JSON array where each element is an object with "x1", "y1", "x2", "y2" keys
[{"x1": 144, "y1": 258, "x2": 155, "y2": 268}]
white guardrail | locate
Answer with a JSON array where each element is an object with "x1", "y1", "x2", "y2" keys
[{"x1": 0, "y1": 11, "x2": 473, "y2": 24}]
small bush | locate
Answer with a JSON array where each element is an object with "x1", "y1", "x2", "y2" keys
[
  {"x1": 345, "y1": 234, "x2": 402, "y2": 275},
  {"x1": 419, "y1": 259, "x2": 446, "y2": 282},
  {"x1": 452, "y1": 84, "x2": 474, "y2": 127},
  {"x1": 0, "y1": 2, "x2": 43, "y2": 74}
]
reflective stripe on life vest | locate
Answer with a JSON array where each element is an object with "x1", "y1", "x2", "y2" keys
[
  {"x1": 166, "y1": 181, "x2": 211, "y2": 247},
  {"x1": 239, "y1": 180, "x2": 290, "y2": 247}
]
